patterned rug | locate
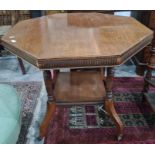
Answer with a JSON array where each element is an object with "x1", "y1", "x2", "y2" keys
[
  {"x1": 45, "y1": 77, "x2": 155, "y2": 144},
  {"x1": 0, "y1": 81, "x2": 42, "y2": 144}
]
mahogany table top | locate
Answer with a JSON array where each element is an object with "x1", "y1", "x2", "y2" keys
[{"x1": 1, "y1": 13, "x2": 153, "y2": 69}]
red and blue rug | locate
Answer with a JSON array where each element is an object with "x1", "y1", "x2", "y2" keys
[{"x1": 45, "y1": 77, "x2": 155, "y2": 144}]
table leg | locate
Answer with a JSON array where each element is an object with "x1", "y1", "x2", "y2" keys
[
  {"x1": 39, "y1": 70, "x2": 57, "y2": 139},
  {"x1": 17, "y1": 57, "x2": 26, "y2": 75},
  {"x1": 143, "y1": 67, "x2": 152, "y2": 94},
  {"x1": 105, "y1": 67, "x2": 124, "y2": 141},
  {"x1": 0, "y1": 45, "x2": 3, "y2": 57},
  {"x1": 142, "y1": 47, "x2": 155, "y2": 102}
]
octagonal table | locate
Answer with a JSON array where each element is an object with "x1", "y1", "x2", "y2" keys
[{"x1": 1, "y1": 13, "x2": 153, "y2": 141}]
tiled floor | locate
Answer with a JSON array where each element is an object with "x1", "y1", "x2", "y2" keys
[{"x1": 0, "y1": 55, "x2": 150, "y2": 143}]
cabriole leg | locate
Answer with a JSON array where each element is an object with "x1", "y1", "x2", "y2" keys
[
  {"x1": 105, "y1": 67, "x2": 124, "y2": 141},
  {"x1": 39, "y1": 70, "x2": 57, "y2": 139}
]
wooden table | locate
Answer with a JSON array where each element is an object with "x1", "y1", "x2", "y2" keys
[{"x1": 1, "y1": 13, "x2": 153, "y2": 141}]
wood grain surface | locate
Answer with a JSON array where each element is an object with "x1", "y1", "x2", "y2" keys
[
  {"x1": 54, "y1": 71, "x2": 106, "y2": 104},
  {"x1": 1, "y1": 13, "x2": 153, "y2": 69}
]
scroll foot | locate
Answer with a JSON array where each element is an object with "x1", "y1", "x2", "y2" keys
[{"x1": 105, "y1": 100, "x2": 124, "y2": 141}]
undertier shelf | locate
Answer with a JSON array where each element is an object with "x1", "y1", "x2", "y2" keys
[{"x1": 54, "y1": 71, "x2": 106, "y2": 105}]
